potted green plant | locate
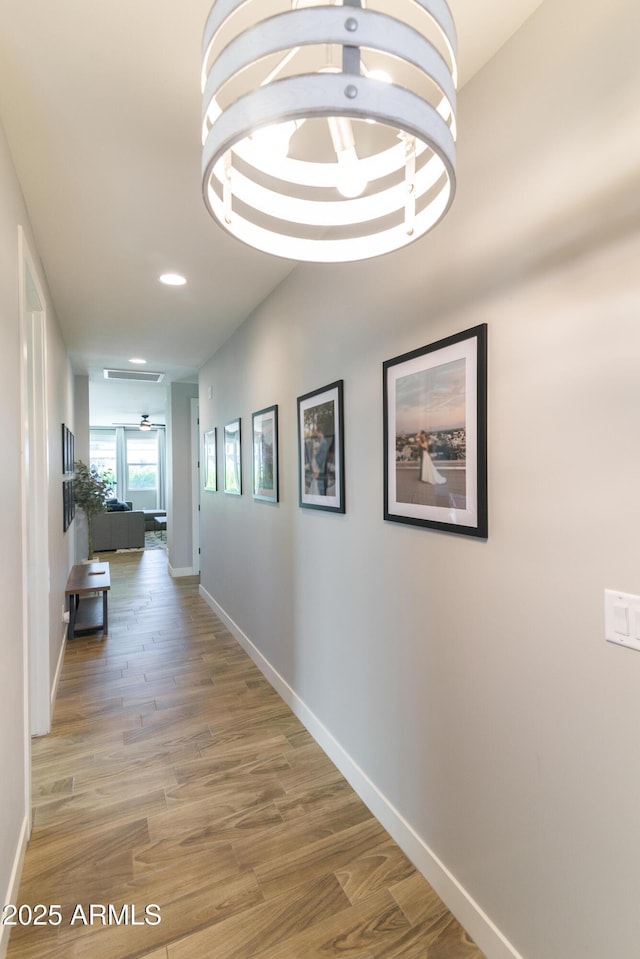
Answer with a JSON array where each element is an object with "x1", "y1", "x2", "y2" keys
[{"x1": 73, "y1": 460, "x2": 113, "y2": 559}]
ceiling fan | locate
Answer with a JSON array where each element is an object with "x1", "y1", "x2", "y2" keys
[{"x1": 111, "y1": 414, "x2": 166, "y2": 430}]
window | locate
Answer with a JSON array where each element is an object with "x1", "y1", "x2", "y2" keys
[
  {"x1": 90, "y1": 428, "x2": 117, "y2": 486},
  {"x1": 126, "y1": 432, "x2": 159, "y2": 491},
  {"x1": 89, "y1": 426, "x2": 164, "y2": 507}
]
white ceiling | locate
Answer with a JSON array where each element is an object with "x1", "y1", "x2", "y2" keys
[{"x1": 0, "y1": 0, "x2": 543, "y2": 423}]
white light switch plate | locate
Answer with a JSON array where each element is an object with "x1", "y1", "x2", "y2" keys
[{"x1": 605, "y1": 589, "x2": 640, "y2": 652}]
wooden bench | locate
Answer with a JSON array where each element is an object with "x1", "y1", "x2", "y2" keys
[{"x1": 65, "y1": 561, "x2": 110, "y2": 641}]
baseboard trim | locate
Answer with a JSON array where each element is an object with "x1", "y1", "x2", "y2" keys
[
  {"x1": 50, "y1": 625, "x2": 67, "y2": 722},
  {"x1": 0, "y1": 814, "x2": 29, "y2": 959},
  {"x1": 198, "y1": 584, "x2": 524, "y2": 959},
  {"x1": 168, "y1": 565, "x2": 196, "y2": 578}
]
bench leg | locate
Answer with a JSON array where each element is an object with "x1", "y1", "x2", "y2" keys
[
  {"x1": 68, "y1": 593, "x2": 77, "y2": 641},
  {"x1": 102, "y1": 589, "x2": 108, "y2": 639}
]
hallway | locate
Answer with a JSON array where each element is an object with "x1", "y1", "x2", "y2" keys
[{"x1": 7, "y1": 550, "x2": 484, "y2": 959}]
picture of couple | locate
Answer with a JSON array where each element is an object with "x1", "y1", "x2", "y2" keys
[
  {"x1": 298, "y1": 381, "x2": 344, "y2": 513},
  {"x1": 415, "y1": 430, "x2": 448, "y2": 487},
  {"x1": 383, "y1": 324, "x2": 487, "y2": 537},
  {"x1": 303, "y1": 417, "x2": 334, "y2": 496},
  {"x1": 392, "y1": 356, "x2": 467, "y2": 509}
]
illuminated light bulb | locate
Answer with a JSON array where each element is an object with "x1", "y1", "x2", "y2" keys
[
  {"x1": 336, "y1": 147, "x2": 368, "y2": 198},
  {"x1": 250, "y1": 121, "x2": 297, "y2": 158},
  {"x1": 328, "y1": 116, "x2": 368, "y2": 198}
]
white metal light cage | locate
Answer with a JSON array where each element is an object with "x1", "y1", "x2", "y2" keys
[{"x1": 201, "y1": 0, "x2": 457, "y2": 262}]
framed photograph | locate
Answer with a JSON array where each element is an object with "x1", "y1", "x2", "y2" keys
[
  {"x1": 223, "y1": 418, "x2": 242, "y2": 494},
  {"x1": 62, "y1": 424, "x2": 74, "y2": 474},
  {"x1": 63, "y1": 478, "x2": 75, "y2": 532},
  {"x1": 297, "y1": 380, "x2": 345, "y2": 513},
  {"x1": 383, "y1": 324, "x2": 487, "y2": 538},
  {"x1": 203, "y1": 428, "x2": 217, "y2": 491},
  {"x1": 252, "y1": 405, "x2": 279, "y2": 503}
]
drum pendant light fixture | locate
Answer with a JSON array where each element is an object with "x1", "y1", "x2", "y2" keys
[{"x1": 201, "y1": 0, "x2": 457, "y2": 262}]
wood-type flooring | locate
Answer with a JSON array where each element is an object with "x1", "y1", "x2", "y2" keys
[{"x1": 7, "y1": 550, "x2": 485, "y2": 959}]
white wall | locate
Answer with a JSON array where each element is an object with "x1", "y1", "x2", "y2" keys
[
  {"x1": 0, "y1": 117, "x2": 75, "y2": 956},
  {"x1": 199, "y1": 1, "x2": 640, "y2": 957},
  {"x1": 46, "y1": 310, "x2": 76, "y2": 693},
  {"x1": 74, "y1": 375, "x2": 90, "y2": 562},
  {"x1": 167, "y1": 381, "x2": 199, "y2": 575}
]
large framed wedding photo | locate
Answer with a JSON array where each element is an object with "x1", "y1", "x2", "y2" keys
[
  {"x1": 252, "y1": 405, "x2": 279, "y2": 503},
  {"x1": 383, "y1": 324, "x2": 487, "y2": 537},
  {"x1": 203, "y1": 428, "x2": 217, "y2": 491},
  {"x1": 297, "y1": 380, "x2": 345, "y2": 513},
  {"x1": 223, "y1": 418, "x2": 242, "y2": 495}
]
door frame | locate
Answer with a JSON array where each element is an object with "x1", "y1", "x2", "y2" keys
[
  {"x1": 19, "y1": 226, "x2": 51, "y2": 772},
  {"x1": 191, "y1": 397, "x2": 200, "y2": 574}
]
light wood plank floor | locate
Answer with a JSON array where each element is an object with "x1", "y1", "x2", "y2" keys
[{"x1": 7, "y1": 550, "x2": 485, "y2": 959}]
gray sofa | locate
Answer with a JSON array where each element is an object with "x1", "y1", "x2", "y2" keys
[{"x1": 92, "y1": 509, "x2": 145, "y2": 551}]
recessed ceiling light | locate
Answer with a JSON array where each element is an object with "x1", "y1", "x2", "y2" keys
[
  {"x1": 159, "y1": 272, "x2": 187, "y2": 286},
  {"x1": 129, "y1": 357, "x2": 147, "y2": 364}
]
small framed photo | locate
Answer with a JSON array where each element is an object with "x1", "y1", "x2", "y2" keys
[
  {"x1": 203, "y1": 428, "x2": 217, "y2": 491},
  {"x1": 63, "y1": 478, "x2": 75, "y2": 532},
  {"x1": 61, "y1": 424, "x2": 74, "y2": 475},
  {"x1": 252, "y1": 405, "x2": 279, "y2": 503},
  {"x1": 383, "y1": 324, "x2": 487, "y2": 538},
  {"x1": 297, "y1": 380, "x2": 345, "y2": 513},
  {"x1": 224, "y1": 418, "x2": 242, "y2": 494}
]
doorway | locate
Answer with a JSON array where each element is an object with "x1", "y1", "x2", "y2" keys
[{"x1": 19, "y1": 227, "x2": 51, "y2": 758}]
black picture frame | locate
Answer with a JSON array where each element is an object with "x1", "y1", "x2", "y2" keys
[
  {"x1": 63, "y1": 478, "x2": 75, "y2": 532},
  {"x1": 203, "y1": 428, "x2": 217, "y2": 491},
  {"x1": 62, "y1": 424, "x2": 74, "y2": 475},
  {"x1": 223, "y1": 418, "x2": 242, "y2": 495},
  {"x1": 297, "y1": 380, "x2": 345, "y2": 513},
  {"x1": 383, "y1": 324, "x2": 487, "y2": 538},
  {"x1": 252, "y1": 405, "x2": 279, "y2": 503}
]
